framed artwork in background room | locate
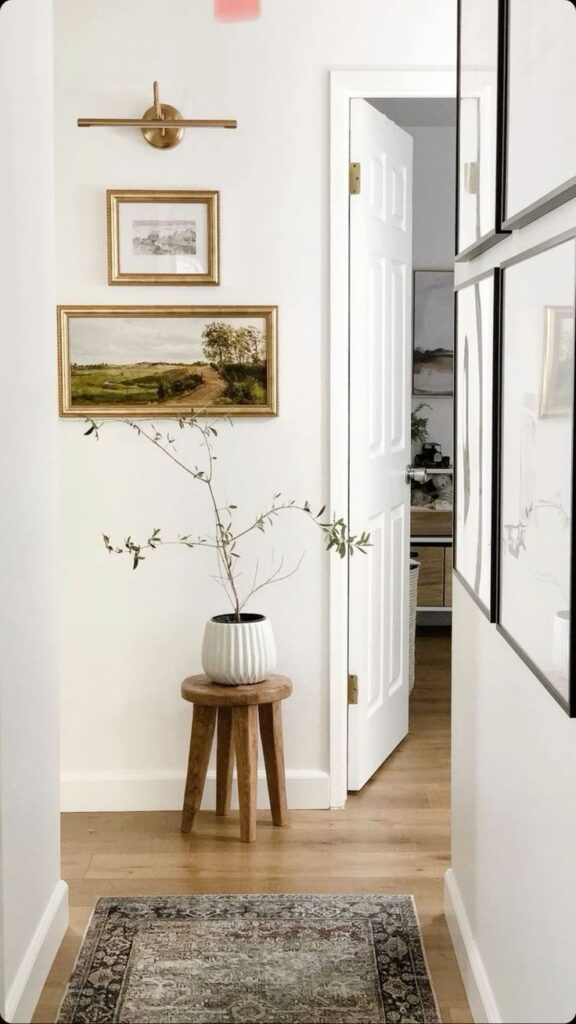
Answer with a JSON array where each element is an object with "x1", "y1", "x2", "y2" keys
[
  {"x1": 498, "y1": 233, "x2": 576, "y2": 716},
  {"x1": 57, "y1": 306, "x2": 278, "y2": 418},
  {"x1": 413, "y1": 270, "x2": 455, "y2": 397},
  {"x1": 454, "y1": 268, "x2": 500, "y2": 620},
  {"x1": 107, "y1": 190, "x2": 220, "y2": 285}
]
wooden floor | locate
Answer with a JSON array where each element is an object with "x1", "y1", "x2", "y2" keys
[{"x1": 34, "y1": 629, "x2": 471, "y2": 1023}]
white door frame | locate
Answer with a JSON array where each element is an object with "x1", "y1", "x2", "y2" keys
[{"x1": 329, "y1": 67, "x2": 456, "y2": 808}]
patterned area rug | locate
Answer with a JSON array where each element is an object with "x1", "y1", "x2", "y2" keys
[{"x1": 57, "y1": 894, "x2": 440, "y2": 1023}]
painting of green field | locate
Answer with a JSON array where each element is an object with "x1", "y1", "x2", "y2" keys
[
  {"x1": 71, "y1": 360, "x2": 268, "y2": 408},
  {"x1": 62, "y1": 312, "x2": 275, "y2": 415},
  {"x1": 72, "y1": 362, "x2": 214, "y2": 406}
]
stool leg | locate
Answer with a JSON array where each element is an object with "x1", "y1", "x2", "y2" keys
[
  {"x1": 232, "y1": 705, "x2": 258, "y2": 842},
  {"x1": 181, "y1": 705, "x2": 217, "y2": 833},
  {"x1": 216, "y1": 707, "x2": 234, "y2": 816},
  {"x1": 258, "y1": 701, "x2": 288, "y2": 826}
]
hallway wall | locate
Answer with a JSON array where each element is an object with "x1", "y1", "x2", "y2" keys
[
  {"x1": 0, "y1": 1, "x2": 67, "y2": 1020},
  {"x1": 54, "y1": 0, "x2": 457, "y2": 811},
  {"x1": 450, "y1": 192, "x2": 576, "y2": 1023}
]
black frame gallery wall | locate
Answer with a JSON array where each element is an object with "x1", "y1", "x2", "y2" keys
[{"x1": 454, "y1": 0, "x2": 576, "y2": 717}]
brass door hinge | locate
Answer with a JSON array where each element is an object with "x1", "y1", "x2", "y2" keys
[
  {"x1": 349, "y1": 162, "x2": 361, "y2": 195},
  {"x1": 348, "y1": 673, "x2": 359, "y2": 704}
]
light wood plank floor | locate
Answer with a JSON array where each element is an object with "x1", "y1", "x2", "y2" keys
[{"x1": 34, "y1": 629, "x2": 471, "y2": 1023}]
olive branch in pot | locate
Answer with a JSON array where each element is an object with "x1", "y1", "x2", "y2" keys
[{"x1": 85, "y1": 415, "x2": 370, "y2": 623}]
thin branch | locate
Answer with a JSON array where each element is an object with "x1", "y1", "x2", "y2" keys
[{"x1": 239, "y1": 553, "x2": 305, "y2": 610}]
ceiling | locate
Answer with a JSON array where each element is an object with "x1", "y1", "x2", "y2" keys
[{"x1": 367, "y1": 98, "x2": 456, "y2": 128}]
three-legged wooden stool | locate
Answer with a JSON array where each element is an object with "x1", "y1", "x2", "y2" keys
[{"x1": 180, "y1": 674, "x2": 292, "y2": 842}]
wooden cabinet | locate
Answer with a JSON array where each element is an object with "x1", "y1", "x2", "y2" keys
[
  {"x1": 413, "y1": 546, "x2": 444, "y2": 606},
  {"x1": 411, "y1": 506, "x2": 453, "y2": 611},
  {"x1": 411, "y1": 507, "x2": 453, "y2": 537},
  {"x1": 411, "y1": 542, "x2": 453, "y2": 609},
  {"x1": 444, "y1": 546, "x2": 453, "y2": 607}
]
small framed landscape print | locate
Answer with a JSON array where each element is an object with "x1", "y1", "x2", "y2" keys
[
  {"x1": 499, "y1": 233, "x2": 576, "y2": 715},
  {"x1": 107, "y1": 190, "x2": 219, "y2": 285},
  {"x1": 454, "y1": 269, "x2": 500, "y2": 619},
  {"x1": 539, "y1": 307, "x2": 575, "y2": 418},
  {"x1": 413, "y1": 270, "x2": 455, "y2": 397},
  {"x1": 456, "y1": 0, "x2": 509, "y2": 260},
  {"x1": 504, "y1": 0, "x2": 576, "y2": 228},
  {"x1": 58, "y1": 305, "x2": 277, "y2": 417}
]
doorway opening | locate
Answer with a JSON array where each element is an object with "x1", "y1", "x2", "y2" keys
[
  {"x1": 370, "y1": 97, "x2": 455, "y2": 809},
  {"x1": 328, "y1": 70, "x2": 457, "y2": 805}
]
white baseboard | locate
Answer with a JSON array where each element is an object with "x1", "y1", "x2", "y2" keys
[
  {"x1": 444, "y1": 869, "x2": 501, "y2": 1024},
  {"x1": 61, "y1": 768, "x2": 331, "y2": 812},
  {"x1": 4, "y1": 879, "x2": 68, "y2": 1024}
]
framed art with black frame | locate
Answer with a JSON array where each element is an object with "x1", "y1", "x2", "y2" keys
[
  {"x1": 498, "y1": 232, "x2": 576, "y2": 716},
  {"x1": 454, "y1": 269, "x2": 501, "y2": 620},
  {"x1": 503, "y1": 0, "x2": 576, "y2": 230},
  {"x1": 455, "y1": 0, "x2": 510, "y2": 261}
]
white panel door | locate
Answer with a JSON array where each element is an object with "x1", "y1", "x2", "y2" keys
[{"x1": 348, "y1": 100, "x2": 413, "y2": 791}]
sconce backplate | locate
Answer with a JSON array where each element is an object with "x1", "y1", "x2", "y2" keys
[{"x1": 141, "y1": 102, "x2": 184, "y2": 149}]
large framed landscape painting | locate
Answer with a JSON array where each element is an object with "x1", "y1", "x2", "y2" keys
[
  {"x1": 107, "y1": 190, "x2": 219, "y2": 285},
  {"x1": 413, "y1": 270, "x2": 455, "y2": 397},
  {"x1": 58, "y1": 306, "x2": 278, "y2": 417}
]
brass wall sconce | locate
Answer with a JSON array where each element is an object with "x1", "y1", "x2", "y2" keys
[{"x1": 77, "y1": 81, "x2": 237, "y2": 150}]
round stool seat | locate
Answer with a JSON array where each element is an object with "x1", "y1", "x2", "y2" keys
[{"x1": 181, "y1": 674, "x2": 292, "y2": 707}]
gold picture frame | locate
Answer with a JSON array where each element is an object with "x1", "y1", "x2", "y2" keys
[
  {"x1": 106, "y1": 189, "x2": 219, "y2": 285},
  {"x1": 539, "y1": 305, "x2": 575, "y2": 418},
  {"x1": 58, "y1": 305, "x2": 278, "y2": 418}
]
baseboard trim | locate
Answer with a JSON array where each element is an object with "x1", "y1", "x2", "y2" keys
[
  {"x1": 61, "y1": 768, "x2": 331, "y2": 812},
  {"x1": 4, "y1": 879, "x2": 69, "y2": 1024},
  {"x1": 444, "y1": 869, "x2": 501, "y2": 1024}
]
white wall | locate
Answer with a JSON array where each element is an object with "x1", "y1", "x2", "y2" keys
[
  {"x1": 448, "y1": 190, "x2": 576, "y2": 1022},
  {"x1": 0, "y1": 1, "x2": 68, "y2": 1020},
  {"x1": 55, "y1": 0, "x2": 457, "y2": 811}
]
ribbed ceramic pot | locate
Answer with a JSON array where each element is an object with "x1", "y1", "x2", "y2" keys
[{"x1": 201, "y1": 613, "x2": 277, "y2": 685}]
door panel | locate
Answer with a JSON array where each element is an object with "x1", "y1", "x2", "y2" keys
[{"x1": 348, "y1": 100, "x2": 413, "y2": 791}]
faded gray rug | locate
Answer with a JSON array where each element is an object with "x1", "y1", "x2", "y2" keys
[{"x1": 57, "y1": 894, "x2": 440, "y2": 1023}]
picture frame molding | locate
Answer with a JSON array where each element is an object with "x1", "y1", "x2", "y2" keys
[
  {"x1": 106, "y1": 189, "x2": 220, "y2": 286},
  {"x1": 455, "y1": 0, "x2": 511, "y2": 262},
  {"x1": 496, "y1": 229, "x2": 576, "y2": 717},
  {"x1": 501, "y1": 0, "x2": 576, "y2": 231},
  {"x1": 57, "y1": 304, "x2": 278, "y2": 419},
  {"x1": 453, "y1": 267, "x2": 502, "y2": 622}
]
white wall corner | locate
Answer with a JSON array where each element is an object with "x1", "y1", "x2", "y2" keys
[
  {"x1": 4, "y1": 880, "x2": 68, "y2": 1024},
  {"x1": 444, "y1": 869, "x2": 501, "y2": 1024},
  {"x1": 61, "y1": 769, "x2": 331, "y2": 813}
]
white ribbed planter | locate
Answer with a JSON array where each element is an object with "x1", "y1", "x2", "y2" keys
[{"x1": 201, "y1": 613, "x2": 277, "y2": 685}]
